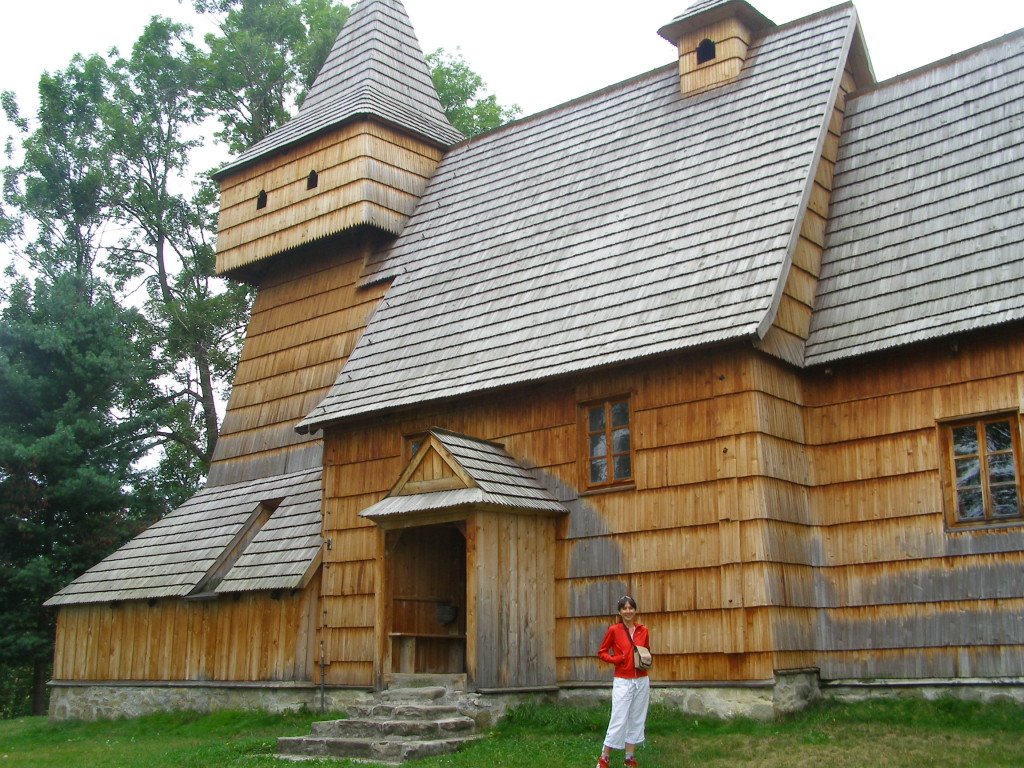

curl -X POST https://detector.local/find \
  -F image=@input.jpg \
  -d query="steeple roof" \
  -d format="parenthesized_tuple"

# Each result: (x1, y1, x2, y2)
(658, 0, 773, 43)
(213, 0, 462, 180)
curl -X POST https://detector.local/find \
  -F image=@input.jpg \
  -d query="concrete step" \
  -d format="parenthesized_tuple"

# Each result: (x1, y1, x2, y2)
(379, 685, 448, 701)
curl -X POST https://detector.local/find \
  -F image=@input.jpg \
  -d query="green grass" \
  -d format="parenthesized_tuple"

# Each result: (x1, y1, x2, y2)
(2, 697, 1023, 767)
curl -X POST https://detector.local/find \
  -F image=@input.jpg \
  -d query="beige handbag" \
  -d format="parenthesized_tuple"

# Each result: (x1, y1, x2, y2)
(626, 628, 653, 670)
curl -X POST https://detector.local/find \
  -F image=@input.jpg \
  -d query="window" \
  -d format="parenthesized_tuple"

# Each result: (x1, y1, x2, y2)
(306, 169, 319, 190)
(696, 38, 716, 65)
(582, 397, 633, 489)
(404, 432, 427, 461)
(256, 189, 268, 209)
(943, 413, 1024, 527)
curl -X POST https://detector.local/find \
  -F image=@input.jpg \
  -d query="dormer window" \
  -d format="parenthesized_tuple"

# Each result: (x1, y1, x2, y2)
(256, 189, 268, 210)
(696, 38, 716, 64)
(306, 170, 319, 190)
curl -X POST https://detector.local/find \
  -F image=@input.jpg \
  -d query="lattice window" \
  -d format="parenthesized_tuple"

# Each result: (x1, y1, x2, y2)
(582, 397, 633, 490)
(943, 413, 1024, 527)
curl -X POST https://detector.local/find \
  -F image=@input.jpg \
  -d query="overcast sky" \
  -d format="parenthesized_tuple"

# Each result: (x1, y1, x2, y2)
(3, 0, 1022, 123)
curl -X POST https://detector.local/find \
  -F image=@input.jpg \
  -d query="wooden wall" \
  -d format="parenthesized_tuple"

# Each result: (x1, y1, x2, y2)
(52, 581, 319, 682)
(215, 120, 443, 275)
(321, 348, 813, 686)
(794, 328, 1024, 679)
(208, 240, 388, 486)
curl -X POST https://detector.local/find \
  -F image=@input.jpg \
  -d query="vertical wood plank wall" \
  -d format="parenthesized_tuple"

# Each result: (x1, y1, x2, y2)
(468, 512, 557, 689)
(797, 329, 1024, 678)
(208, 242, 388, 486)
(52, 581, 319, 682)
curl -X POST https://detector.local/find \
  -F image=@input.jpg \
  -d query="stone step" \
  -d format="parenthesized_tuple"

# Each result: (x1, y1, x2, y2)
(309, 715, 475, 739)
(379, 685, 448, 701)
(345, 702, 461, 719)
(277, 734, 482, 764)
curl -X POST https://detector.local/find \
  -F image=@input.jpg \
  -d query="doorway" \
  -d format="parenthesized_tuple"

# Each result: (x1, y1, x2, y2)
(386, 523, 466, 674)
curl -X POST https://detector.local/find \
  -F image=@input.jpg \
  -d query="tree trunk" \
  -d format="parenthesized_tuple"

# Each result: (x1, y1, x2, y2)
(31, 658, 49, 716)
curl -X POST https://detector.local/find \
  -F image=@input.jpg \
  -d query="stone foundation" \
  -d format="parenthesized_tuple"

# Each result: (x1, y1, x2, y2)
(49, 670, 1024, 722)
(48, 681, 370, 722)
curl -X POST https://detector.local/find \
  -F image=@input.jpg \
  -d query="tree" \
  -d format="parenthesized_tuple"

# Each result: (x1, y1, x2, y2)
(103, 17, 250, 488)
(0, 273, 160, 715)
(1, 55, 112, 282)
(194, 0, 351, 152)
(427, 48, 522, 138)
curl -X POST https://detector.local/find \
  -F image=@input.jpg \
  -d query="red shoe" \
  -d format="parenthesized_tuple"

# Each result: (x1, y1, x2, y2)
(596, 757, 610, 768)
(624, 758, 638, 768)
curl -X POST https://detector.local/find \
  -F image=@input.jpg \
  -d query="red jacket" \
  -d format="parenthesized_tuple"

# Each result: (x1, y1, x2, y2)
(597, 623, 650, 679)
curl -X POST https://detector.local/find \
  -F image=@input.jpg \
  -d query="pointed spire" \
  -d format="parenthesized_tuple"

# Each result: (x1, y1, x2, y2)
(214, 0, 462, 179)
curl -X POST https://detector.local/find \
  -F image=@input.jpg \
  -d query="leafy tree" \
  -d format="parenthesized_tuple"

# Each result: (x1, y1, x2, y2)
(0, 273, 161, 715)
(193, 0, 350, 152)
(103, 17, 250, 487)
(427, 48, 522, 138)
(1, 55, 112, 282)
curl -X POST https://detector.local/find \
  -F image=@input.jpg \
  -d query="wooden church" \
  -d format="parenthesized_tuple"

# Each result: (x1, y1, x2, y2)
(46, 0, 1024, 719)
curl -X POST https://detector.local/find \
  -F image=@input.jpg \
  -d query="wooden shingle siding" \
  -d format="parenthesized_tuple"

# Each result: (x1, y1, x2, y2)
(301, 8, 858, 430)
(51, 583, 319, 682)
(215, 122, 442, 275)
(757, 69, 856, 365)
(208, 244, 388, 487)
(801, 327, 1024, 678)
(806, 31, 1024, 365)
(322, 348, 825, 684)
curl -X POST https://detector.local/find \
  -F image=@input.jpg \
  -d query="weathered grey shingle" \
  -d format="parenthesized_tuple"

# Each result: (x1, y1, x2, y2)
(805, 31, 1024, 366)
(360, 429, 567, 520)
(46, 468, 322, 605)
(212, 0, 461, 180)
(300, 7, 856, 430)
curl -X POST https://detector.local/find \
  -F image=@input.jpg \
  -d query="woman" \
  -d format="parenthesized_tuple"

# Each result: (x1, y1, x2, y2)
(595, 595, 650, 768)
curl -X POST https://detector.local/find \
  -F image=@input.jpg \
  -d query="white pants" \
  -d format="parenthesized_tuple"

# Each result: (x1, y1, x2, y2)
(603, 676, 650, 750)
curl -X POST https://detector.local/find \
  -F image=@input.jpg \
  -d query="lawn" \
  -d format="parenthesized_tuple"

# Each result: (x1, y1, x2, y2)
(1, 697, 1023, 767)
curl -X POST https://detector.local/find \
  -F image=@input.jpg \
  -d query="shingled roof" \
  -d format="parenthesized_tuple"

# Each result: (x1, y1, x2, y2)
(299, 5, 859, 430)
(45, 468, 322, 606)
(360, 429, 567, 521)
(805, 30, 1024, 366)
(212, 0, 462, 180)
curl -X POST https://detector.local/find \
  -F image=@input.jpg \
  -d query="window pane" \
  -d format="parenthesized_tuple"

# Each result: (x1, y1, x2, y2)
(613, 455, 632, 481)
(985, 421, 1013, 453)
(988, 452, 1017, 485)
(952, 425, 978, 456)
(956, 488, 984, 520)
(588, 406, 605, 433)
(955, 457, 980, 489)
(992, 486, 1021, 518)
(590, 459, 608, 484)
(610, 401, 629, 428)
(612, 427, 630, 454)
(589, 433, 606, 458)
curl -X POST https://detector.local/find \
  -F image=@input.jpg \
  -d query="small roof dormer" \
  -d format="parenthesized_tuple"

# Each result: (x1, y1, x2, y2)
(211, 0, 463, 278)
(658, 0, 774, 95)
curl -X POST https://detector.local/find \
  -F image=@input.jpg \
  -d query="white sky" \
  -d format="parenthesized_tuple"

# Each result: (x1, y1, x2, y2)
(2, 0, 1022, 123)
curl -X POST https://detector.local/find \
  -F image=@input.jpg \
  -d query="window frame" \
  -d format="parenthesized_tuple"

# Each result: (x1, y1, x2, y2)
(939, 411, 1024, 530)
(579, 395, 635, 493)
